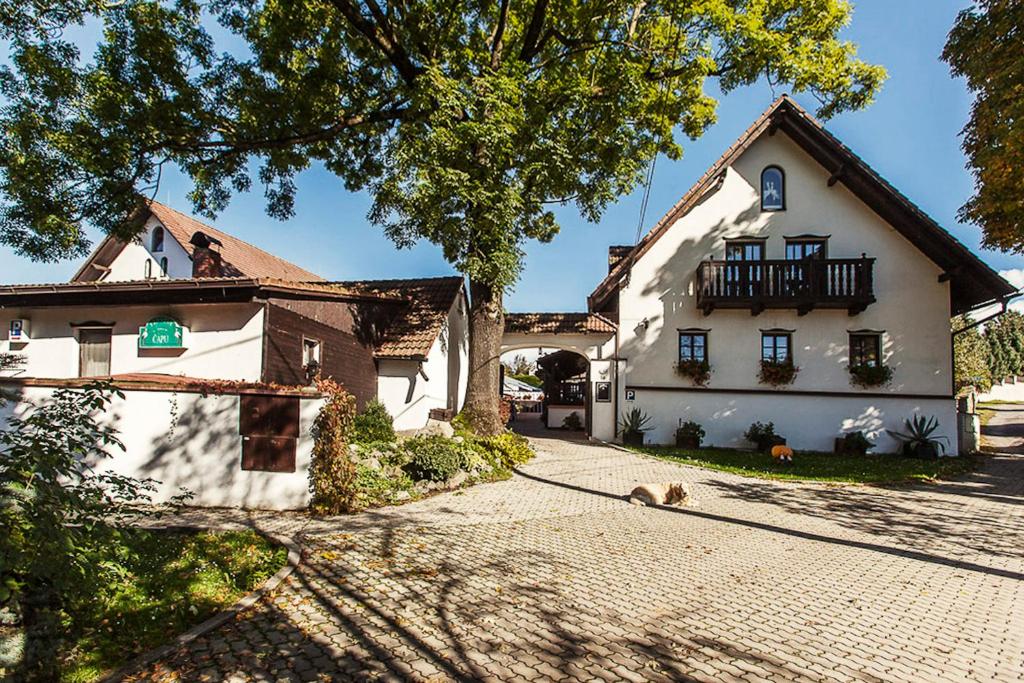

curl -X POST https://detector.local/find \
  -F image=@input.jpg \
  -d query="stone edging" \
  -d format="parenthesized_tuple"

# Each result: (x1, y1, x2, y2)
(100, 524, 302, 682)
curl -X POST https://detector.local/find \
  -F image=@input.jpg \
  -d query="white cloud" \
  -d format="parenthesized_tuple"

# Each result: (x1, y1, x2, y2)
(999, 269, 1024, 290)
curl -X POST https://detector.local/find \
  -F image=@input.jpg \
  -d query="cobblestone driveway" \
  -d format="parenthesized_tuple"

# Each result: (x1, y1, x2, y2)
(128, 429, 1024, 682)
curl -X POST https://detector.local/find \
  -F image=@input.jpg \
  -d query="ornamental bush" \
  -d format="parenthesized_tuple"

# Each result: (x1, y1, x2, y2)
(403, 435, 480, 482)
(352, 399, 396, 444)
(309, 379, 359, 515)
(472, 432, 534, 470)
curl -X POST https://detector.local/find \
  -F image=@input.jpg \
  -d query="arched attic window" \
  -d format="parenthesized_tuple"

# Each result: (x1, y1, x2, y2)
(760, 166, 785, 211)
(151, 226, 165, 252)
(159, 257, 169, 276)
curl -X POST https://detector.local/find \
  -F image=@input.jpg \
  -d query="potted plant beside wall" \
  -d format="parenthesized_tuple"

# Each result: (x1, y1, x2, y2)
(675, 420, 705, 449)
(758, 359, 799, 387)
(849, 363, 894, 389)
(674, 359, 712, 387)
(745, 421, 786, 453)
(887, 415, 949, 459)
(620, 408, 653, 447)
(834, 431, 874, 456)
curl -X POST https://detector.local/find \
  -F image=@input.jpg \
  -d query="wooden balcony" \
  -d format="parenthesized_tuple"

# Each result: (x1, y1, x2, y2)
(696, 257, 876, 316)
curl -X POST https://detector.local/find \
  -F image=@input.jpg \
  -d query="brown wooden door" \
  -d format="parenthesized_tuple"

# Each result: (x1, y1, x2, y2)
(239, 395, 299, 472)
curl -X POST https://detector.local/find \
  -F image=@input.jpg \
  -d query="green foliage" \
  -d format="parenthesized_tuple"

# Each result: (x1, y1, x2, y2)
(351, 399, 396, 445)
(58, 529, 285, 682)
(886, 415, 950, 456)
(562, 411, 583, 431)
(633, 446, 972, 484)
(837, 430, 874, 454)
(984, 310, 1024, 381)
(503, 354, 535, 376)
(758, 359, 799, 386)
(0, 1, 883, 282)
(619, 407, 653, 435)
(943, 1, 1024, 252)
(0, 382, 188, 681)
(507, 373, 542, 388)
(402, 435, 480, 482)
(952, 315, 992, 392)
(848, 363, 894, 388)
(744, 421, 782, 451)
(309, 380, 358, 515)
(675, 359, 711, 386)
(676, 420, 705, 444)
(353, 462, 415, 508)
(470, 432, 534, 470)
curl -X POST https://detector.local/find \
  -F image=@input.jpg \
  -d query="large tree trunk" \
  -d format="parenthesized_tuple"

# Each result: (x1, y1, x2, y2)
(462, 277, 505, 435)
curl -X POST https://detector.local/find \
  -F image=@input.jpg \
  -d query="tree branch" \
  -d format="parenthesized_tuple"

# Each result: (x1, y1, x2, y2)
(490, 0, 511, 69)
(519, 0, 550, 63)
(322, 0, 420, 85)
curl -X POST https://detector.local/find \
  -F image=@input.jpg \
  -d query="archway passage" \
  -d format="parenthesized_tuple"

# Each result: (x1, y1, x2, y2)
(502, 313, 617, 440)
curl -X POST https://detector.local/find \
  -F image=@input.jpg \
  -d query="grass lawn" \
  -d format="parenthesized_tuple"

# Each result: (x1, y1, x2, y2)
(630, 445, 975, 484)
(2, 528, 287, 683)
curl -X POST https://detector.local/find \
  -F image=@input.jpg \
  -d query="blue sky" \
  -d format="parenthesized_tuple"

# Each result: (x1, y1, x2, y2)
(2, 0, 1020, 311)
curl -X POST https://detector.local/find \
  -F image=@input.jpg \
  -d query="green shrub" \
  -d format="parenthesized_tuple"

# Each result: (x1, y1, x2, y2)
(403, 435, 479, 482)
(472, 432, 534, 470)
(562, 411, 583, 430)
(354, 463, 415, 507)
(309, 380, 359, 515)
(352, 399, 396, 444)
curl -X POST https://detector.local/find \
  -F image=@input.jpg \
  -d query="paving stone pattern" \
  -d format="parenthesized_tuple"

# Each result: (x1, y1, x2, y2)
(127, 423, 1024, 682)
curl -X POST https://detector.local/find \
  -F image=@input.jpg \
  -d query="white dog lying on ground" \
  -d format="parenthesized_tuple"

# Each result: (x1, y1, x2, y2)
(628, 481, 691, 506)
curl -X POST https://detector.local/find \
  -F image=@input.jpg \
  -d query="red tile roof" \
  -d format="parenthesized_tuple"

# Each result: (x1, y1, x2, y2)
(504, 313, 616, 335)
(145, 201, 323, 281)
(331, 276, 466, 359)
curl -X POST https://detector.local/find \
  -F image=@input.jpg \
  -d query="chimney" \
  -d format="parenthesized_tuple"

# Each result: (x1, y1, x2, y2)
(608, 245, 633, 272)
(190, 231, 223, 278)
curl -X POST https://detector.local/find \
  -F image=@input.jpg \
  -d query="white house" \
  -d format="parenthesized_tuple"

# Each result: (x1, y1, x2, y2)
(0, 200, 469, 508)
(506, 96, 1016, 454)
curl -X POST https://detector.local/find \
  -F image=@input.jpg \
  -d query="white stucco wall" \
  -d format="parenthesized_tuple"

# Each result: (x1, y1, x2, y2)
(0, 303, 265, 381)
(611, 130, 958, 451)
(377, 293, 469, 431)
(624, 391, 957, 454)
(0, 385, 324, 510)
(105, 216, 194, 281)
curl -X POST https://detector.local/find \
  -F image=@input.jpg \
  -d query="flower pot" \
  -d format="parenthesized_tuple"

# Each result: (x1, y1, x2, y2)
(912, 442, 939, 460)
(676, 434, 701, 450)
(623, 430, 645, 447)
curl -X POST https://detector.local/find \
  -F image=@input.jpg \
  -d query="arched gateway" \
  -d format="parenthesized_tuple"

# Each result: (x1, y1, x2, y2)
(502, 313, 617, 440)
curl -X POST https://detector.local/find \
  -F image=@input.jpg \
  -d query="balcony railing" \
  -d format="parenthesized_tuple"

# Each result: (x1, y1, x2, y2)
(696, 257, 875, 315)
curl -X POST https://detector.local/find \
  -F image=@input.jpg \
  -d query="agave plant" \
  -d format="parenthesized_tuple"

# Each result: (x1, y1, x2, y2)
(619, 407, 653, 435)
(886, 415, 949, 458)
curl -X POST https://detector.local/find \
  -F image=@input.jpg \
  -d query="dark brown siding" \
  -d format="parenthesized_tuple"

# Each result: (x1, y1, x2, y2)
(262, 299, 378, 408)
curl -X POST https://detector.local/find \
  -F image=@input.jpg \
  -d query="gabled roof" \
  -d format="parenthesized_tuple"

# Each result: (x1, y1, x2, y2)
(505, 312, 617, 335)
(0, 277, 400, 308)
(330, 276, 466, 359)
(72, 200, 322, 282)
(588, 95, 1016, 315)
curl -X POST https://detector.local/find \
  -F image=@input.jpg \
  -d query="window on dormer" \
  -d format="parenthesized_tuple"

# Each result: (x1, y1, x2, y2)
(144, 260, 152, 279)
(151, 226, 165, 252)
(761, 166, 785, 211)
(159, 257, 168, 276)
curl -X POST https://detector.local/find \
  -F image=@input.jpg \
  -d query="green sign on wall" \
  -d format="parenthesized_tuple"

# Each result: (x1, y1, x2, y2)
(139, 319, 185, 349)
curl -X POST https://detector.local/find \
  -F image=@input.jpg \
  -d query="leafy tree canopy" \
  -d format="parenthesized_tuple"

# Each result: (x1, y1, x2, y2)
(953, 315, 991, 393)
(943, 0, 1024, 252)
(984, 309, 1024, 381)
(1, 0, 884, 286)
